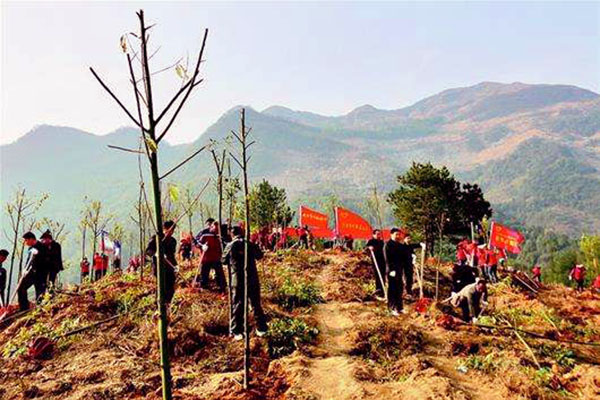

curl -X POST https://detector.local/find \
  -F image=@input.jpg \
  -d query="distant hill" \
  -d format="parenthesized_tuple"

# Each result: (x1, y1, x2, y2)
(1, 81, 600, 279)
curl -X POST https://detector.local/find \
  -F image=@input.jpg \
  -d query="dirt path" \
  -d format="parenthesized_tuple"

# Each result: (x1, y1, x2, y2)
(270, 255, 371, 399)
(276, 253, 506, 400)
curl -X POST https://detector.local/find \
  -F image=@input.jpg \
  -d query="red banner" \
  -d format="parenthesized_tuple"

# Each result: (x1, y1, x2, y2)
(489, 222, 525, 254)
(299, 206, 329, 229)
(311, 227, 335, 239)
(335, 207, 372, 240)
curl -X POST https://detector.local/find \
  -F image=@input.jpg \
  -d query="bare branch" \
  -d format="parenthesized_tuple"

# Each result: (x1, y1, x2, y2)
(228, 152, 243, 169)
(159, 145, 208, 180)
(156, 28, 209, 143)
(89, 67, 146, 132)
(108, 144, 145, 154)
(173, 179, 211, 225)
(148, 45, 162, 61)
(155, 78, 194, 124)
(229, 130, 243, 144)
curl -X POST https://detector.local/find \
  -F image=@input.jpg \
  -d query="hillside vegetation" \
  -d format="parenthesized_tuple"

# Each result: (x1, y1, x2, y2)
(1, 250, 599, 399)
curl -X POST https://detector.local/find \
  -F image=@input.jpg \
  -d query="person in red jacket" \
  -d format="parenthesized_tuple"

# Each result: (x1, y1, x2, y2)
(80, 257, 90, 282)
(195, 221, 226, 292)
(456, 239, 469, 266)
(532, 265, 542, 283)
(93, 253, 104, 281)
(569, 264, 586, 292)
(592, 274, 600, 294)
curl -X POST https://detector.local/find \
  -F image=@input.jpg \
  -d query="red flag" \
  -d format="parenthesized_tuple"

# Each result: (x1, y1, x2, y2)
(335, 207, 372, 240)
(310, 227, 334, 239)
(299, 206, 329, 229)
(489, 222, 525, 254)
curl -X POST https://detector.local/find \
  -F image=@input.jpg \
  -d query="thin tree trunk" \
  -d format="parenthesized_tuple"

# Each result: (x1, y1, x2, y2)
(240, 108, 251, 389)
(138, 9, 172, 399)
(6, 207, 22, 304)
(81, 227, 86, 284)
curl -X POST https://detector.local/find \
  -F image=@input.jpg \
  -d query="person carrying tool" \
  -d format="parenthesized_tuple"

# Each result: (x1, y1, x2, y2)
(384, 229, 425, 315)
(399, 233, 425, 300)
(366, 229, 386, 300)
(146, 220, 178, 304)
(16, 232, 48, 311)
(222, 225, 268, 340)
(451, 278, 489, 323)
(40, 230, 63, 288)
(195, 220, 226, 293)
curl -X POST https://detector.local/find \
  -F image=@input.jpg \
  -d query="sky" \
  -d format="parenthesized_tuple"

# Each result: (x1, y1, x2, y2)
(1, 1, 599, 145)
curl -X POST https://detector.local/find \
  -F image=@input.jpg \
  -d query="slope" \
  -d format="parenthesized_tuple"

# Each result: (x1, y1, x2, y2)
(1, 250, 599, 399)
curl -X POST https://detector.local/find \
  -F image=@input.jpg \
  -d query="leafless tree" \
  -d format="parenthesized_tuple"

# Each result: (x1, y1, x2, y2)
(90, 10, 208, 399)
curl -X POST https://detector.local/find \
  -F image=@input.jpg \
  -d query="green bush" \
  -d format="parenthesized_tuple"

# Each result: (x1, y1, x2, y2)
(275, 277, 321, 310)
(267, 317, 319, 358)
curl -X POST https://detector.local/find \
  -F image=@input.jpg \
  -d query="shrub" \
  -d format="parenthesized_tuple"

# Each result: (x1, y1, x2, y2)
(267, 317, 319, 358)
(275, 277, 321, 311)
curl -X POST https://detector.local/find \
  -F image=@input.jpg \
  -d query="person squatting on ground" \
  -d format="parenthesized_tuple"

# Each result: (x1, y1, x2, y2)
(222, 225, 268, 340)
(0, 249, 9, 305)
(366, 229, 386, 300)
(146, 220, 178, 304)
(451, 278, 489, 323)
(195, 221, 226, 293)
(569, 264, 586, 292)
(17, 232, 48, 311)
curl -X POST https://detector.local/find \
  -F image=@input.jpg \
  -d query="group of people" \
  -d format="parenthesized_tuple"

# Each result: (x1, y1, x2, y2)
(0, 230, 64, 311)
(144, 218, 267, 340)
(365, 228, 488, 323)
(365, 228, 425, 316)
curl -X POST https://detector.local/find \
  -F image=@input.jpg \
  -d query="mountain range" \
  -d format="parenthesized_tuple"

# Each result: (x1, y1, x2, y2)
(1, 81, 600, 269)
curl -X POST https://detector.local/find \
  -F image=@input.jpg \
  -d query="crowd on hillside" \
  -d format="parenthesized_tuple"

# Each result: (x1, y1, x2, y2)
(1, 220, 599, 339)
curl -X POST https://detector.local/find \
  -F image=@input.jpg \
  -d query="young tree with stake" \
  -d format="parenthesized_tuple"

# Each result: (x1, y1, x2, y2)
(90, 10, 209, 400)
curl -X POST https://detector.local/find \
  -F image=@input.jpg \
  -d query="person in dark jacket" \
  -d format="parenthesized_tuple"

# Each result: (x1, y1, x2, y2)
(366, 229, 386, 299)
(40, 230, 63, 287)
(451, 262, 476, 294)
(0, 249, 9, 305)
(146, 220, 178, 304)
(196, 221, 226, 292)
(222, 225, 268, 340)
(398, 233, 424, 299)
(384, 228, 406, 315)
(384, 229, 424, 315)
(17, 232, 48, 311)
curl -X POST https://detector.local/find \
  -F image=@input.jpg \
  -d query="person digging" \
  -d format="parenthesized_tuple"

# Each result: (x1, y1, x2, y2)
(222, 225, 268, 340)
(451, 278, 489, 324)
